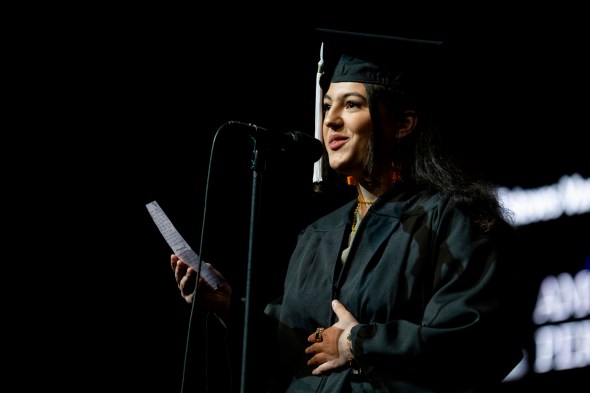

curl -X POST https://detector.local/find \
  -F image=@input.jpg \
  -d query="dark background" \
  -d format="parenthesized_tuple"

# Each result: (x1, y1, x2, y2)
(16, 4, 588, 392)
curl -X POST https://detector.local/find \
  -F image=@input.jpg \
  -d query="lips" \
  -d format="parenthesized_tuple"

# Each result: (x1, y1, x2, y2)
(328, 134, 349, 150)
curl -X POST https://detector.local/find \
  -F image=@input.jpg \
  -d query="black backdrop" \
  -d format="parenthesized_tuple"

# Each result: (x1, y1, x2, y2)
(21, 4, 588, 392)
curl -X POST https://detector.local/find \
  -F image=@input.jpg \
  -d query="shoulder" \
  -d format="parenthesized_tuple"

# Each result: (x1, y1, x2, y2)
(376, 187, 453, 220)
(381, 188, 512, 238)
(302, 199, 355, 232)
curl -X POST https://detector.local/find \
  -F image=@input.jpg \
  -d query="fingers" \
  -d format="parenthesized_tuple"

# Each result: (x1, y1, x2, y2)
(307, 352, 325, 367)
(311, 359, 340, 376)
(305, 340, 328, 368)
(331, 299, 349, 319)
(171, 255, 190, 279)
(171, 254, 231, 308)
(304, 301, 360, 375)
(332, 299, 359, 330)
(305, 325, 347, 374)
(307, 327, 325, 343)
(171, 254, 196, 295)
(307, 348, 346, 376)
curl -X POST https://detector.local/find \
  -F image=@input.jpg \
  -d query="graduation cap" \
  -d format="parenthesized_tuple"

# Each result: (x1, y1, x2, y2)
(316, 28, 446, 90)
(312, 28, 446, 183)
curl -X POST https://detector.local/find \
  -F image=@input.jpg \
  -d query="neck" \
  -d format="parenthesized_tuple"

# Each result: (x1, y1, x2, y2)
(357, 184, 378, 204)
(349, 168, 400, 200)
(356, 178, 397, 201)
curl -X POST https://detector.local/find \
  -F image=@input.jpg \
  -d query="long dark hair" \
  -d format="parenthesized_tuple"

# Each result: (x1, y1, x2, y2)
(314, 76, 513, 231)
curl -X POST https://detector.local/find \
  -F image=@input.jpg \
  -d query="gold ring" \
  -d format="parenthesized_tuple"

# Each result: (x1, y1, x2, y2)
(314, 327, 325, 342)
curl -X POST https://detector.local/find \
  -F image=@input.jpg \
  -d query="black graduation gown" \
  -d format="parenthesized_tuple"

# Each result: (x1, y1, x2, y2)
(265, 185, 524, 393)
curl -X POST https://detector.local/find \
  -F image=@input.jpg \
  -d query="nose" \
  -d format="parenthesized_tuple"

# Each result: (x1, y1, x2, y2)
(323, 107, 342, 131)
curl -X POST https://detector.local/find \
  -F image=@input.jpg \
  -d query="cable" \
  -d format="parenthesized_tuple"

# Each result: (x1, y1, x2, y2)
(180, 121, 235, 393)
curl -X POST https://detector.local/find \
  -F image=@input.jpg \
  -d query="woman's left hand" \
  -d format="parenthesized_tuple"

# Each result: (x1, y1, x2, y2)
(305, 299, 359, 375)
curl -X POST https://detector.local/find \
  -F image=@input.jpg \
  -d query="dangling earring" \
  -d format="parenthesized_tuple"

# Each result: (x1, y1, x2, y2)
(346, 176, 357, 186)
(391, 163, 401, 183)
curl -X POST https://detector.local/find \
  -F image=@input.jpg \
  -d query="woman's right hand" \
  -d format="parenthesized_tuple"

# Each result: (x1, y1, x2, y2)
(170, 254, 232, 319)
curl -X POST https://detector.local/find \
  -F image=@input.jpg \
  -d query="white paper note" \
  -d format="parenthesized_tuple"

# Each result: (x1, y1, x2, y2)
(146, 200, 225, 289)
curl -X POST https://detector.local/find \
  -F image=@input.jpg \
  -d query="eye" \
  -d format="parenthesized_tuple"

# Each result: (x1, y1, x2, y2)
(345, 100, 360, 109)
(322, 103, 331, 113)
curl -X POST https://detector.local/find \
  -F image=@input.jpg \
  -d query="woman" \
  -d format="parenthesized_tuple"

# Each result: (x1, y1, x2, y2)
(172, 29, 525, 392)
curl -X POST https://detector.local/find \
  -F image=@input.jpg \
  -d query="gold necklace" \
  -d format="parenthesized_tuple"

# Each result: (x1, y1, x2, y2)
(351, 195, 375, 232)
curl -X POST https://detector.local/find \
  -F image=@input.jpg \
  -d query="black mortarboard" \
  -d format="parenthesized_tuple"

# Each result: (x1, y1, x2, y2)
(316, 28, 446, 90)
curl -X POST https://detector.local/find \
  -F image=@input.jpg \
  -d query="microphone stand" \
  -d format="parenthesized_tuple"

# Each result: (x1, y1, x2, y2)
(240, 136, 265, 393)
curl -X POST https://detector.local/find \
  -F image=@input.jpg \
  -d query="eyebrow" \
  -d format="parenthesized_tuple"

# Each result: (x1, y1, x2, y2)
(324, 91, 367, 102)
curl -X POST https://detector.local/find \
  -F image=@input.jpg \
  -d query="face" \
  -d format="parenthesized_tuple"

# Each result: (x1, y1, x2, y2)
(322, 82, 372, 179)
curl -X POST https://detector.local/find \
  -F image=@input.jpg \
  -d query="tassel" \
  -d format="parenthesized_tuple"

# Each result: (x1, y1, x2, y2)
(313, 42, 324, 183)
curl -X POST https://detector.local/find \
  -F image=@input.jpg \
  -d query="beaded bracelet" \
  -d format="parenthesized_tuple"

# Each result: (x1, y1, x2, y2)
(346, 333, 354, 366)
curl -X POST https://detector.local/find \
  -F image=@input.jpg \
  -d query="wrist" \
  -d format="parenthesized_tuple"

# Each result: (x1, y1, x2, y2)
(346, 332, 354, 365)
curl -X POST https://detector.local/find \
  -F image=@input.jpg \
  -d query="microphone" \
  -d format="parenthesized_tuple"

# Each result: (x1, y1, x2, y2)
(228, 121, 324, 163)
